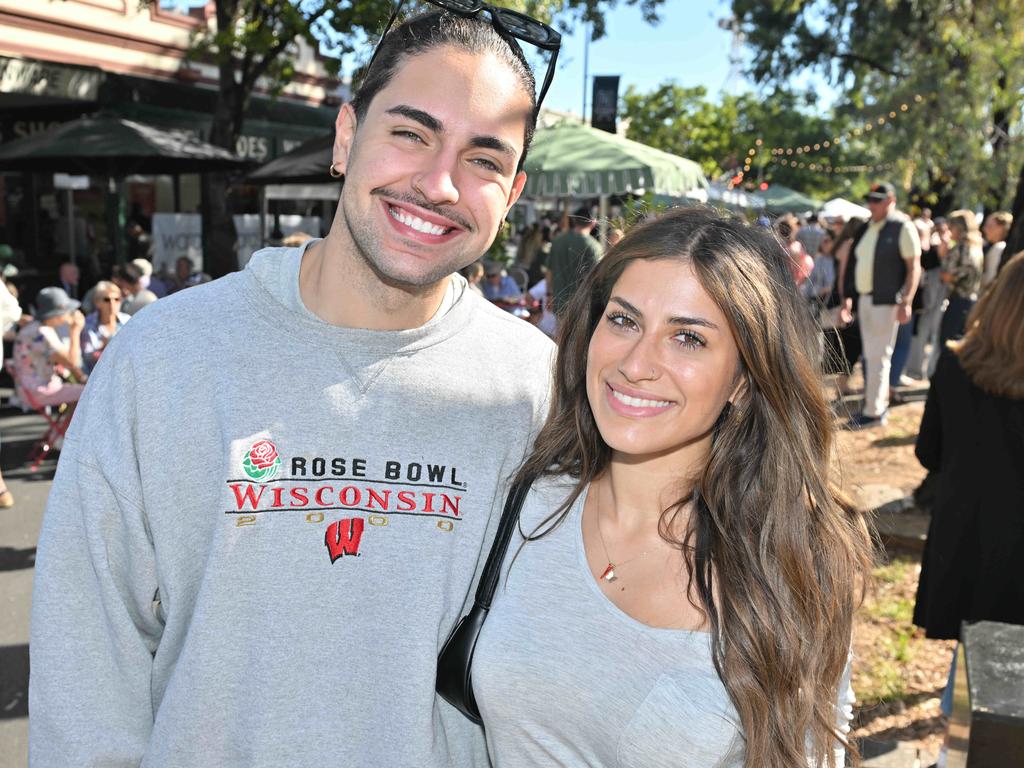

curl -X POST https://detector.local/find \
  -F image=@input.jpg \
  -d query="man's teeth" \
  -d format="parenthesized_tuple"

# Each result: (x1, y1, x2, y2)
(611, 389, 671, 408)
(389, 205, 450, 235)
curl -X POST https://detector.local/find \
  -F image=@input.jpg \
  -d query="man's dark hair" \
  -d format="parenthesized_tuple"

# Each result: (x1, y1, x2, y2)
(113, 263, 142, 285)
(351, 11, 538, 171)
(571, 205, 594, 227)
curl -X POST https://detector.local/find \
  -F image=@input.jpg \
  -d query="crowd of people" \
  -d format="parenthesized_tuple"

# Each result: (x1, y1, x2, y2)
(771, 189, 1014, 431)
(0, 253, 210, 507)
(462, 206, 622, 339)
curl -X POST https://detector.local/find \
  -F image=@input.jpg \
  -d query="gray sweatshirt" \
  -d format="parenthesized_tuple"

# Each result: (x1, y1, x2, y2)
(473, 477, 853, 767)
(29, 245, 554, 767)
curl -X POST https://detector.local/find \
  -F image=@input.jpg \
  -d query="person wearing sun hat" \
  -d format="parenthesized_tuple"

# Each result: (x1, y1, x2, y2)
(12, 287, 87, 409)
(840, 181, 922, 429)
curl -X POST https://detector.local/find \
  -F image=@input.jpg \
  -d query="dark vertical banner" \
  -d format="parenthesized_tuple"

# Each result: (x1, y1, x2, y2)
(591, 76, 620, 134)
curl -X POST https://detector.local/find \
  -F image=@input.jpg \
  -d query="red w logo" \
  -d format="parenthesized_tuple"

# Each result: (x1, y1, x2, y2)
(325, 517, 365, 563)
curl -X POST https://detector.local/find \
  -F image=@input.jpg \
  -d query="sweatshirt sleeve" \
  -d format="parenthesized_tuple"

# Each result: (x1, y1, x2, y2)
(29, 338, 163, 767)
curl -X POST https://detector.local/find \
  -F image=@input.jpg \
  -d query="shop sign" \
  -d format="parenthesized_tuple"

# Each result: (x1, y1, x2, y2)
(235, 135, 270, 162)
(0, 58, 102, 102)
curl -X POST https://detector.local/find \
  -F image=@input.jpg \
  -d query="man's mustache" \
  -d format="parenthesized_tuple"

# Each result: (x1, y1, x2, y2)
(371, 187, 474, 232)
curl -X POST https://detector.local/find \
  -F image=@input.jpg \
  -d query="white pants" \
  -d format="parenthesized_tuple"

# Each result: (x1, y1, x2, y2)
(858, 296, 899, 418)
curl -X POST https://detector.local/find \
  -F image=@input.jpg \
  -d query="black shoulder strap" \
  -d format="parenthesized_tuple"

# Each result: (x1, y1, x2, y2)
(474, 477, 532, 609)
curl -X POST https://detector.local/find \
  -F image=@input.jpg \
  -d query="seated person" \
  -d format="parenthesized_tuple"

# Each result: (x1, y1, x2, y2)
(132, 258, 169, 299)
(170, 255, 210, 293)
(463, 261, 485, 296)
(482, 260, 522, 301)
(112, 263, 158, 316)
(13, 287, 87, 407)
(80, 281, 131, 375)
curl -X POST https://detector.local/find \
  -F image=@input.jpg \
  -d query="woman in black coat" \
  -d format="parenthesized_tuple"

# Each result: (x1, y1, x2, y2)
(913, 252, 1024, 637)
(913, 252, 1024, 729)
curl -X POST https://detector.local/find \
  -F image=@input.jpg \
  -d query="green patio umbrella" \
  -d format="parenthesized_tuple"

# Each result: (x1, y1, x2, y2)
(522, 121, 707, 198)
(0, 115, 248, 264)
(0, 115, 247, 176)
(757, 184, 823, 214)
(248, 133, 334, 185)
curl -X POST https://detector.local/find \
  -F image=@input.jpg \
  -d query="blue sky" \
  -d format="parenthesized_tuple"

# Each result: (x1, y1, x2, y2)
(542, 0, 750, 116)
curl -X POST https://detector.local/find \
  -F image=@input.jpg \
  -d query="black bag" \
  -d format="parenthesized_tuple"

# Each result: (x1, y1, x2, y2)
(436, 477, 532, 724)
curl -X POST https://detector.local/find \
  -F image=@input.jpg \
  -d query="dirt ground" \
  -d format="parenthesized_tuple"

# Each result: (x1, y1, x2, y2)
(830, 380, 954, 760)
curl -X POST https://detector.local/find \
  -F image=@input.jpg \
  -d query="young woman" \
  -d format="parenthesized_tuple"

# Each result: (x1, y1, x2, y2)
(472, 207, 873, 767)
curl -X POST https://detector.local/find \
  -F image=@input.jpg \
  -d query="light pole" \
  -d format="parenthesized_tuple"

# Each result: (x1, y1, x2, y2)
(582, 20, 589, 122)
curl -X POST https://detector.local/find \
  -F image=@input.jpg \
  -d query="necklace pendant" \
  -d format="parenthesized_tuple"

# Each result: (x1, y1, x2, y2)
(600, 563, 617, 582)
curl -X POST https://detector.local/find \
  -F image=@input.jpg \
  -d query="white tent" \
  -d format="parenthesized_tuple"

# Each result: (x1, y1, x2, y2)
(822, 197, 870, 220)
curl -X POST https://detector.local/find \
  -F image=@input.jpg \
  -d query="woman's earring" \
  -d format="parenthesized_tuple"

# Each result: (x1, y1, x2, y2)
(329, 163, 343, 179)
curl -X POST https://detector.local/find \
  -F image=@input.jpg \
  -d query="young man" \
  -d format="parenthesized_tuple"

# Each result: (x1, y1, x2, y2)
(30, 11, 558, 767)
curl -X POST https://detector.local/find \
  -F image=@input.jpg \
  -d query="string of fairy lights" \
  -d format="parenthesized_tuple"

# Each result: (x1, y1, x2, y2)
(727, 94, 927, 188)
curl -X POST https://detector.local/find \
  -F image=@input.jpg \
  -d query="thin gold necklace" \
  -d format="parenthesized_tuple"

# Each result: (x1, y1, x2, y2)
(594, 486, 648, 583)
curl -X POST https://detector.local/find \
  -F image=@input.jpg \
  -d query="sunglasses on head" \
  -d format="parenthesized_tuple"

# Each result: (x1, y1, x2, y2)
(368, 0, 561, 117)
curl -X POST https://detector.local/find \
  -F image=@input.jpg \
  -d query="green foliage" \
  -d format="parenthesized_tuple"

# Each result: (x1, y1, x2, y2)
(731, 0, 1024, 213)
(621, 83, 858, 198)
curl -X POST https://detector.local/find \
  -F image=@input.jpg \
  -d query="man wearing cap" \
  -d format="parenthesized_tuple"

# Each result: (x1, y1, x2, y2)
(841, 182, 921, 428)
(545, 205, 603, 317)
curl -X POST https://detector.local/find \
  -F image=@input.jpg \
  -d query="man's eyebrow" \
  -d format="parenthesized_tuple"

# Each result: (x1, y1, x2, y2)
(469, 135, 518, 160)
(385, 105, 517, 161)
(609, 296, 720, 330)
(385, 105, 443, 134)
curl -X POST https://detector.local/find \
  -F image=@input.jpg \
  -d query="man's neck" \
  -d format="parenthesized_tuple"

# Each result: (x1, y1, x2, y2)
(299, 218, 450, 331)
(873, 204, 895, 224)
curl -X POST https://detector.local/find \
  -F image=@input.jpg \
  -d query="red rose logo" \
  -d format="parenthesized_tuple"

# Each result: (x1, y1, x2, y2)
(243, 439, 281, 481)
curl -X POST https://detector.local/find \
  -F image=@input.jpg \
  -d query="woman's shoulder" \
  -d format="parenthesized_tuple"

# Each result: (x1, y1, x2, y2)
(519, 474, 581, 528)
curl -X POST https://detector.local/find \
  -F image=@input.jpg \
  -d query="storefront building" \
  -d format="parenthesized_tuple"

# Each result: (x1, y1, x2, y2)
(0, 0, 345, 275)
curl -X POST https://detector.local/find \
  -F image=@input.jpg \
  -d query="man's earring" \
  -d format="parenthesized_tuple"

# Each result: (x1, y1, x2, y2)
(329, 163, 343, 179)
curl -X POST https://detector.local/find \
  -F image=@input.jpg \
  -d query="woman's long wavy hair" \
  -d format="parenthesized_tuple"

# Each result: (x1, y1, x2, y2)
(515, 206, 874, 768)
(953, 250, 1024, 399)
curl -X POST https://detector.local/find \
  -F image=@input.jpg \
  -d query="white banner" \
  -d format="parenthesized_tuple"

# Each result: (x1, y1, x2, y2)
(234, 215, 321, 268)
(151, 213, 203, 273)
(151, 214, 322, 273)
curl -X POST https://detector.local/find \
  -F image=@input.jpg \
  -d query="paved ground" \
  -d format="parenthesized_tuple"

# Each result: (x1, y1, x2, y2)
(0, 407, 56, 768)
(0, 403, 932, 768)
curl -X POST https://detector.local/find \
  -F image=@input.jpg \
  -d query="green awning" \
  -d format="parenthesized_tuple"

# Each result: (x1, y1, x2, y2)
(758, 184, 823, 214)
(523, 121, 708, 198)
(102, 73, 336, 162)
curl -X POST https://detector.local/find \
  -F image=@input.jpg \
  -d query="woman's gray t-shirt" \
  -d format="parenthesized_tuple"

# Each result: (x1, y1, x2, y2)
(472, 476, 853, 767)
